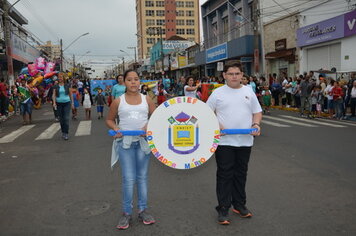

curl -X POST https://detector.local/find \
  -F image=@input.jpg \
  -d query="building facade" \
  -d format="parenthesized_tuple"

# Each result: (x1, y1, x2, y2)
(136, 0, 200, 60)
(36, 41, 61, 62)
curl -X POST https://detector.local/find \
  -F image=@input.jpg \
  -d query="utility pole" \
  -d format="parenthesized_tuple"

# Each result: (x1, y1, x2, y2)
(3, 0, 14, 85)
(122, 57, 125, 73)
(60, 39, 63, 72)
(159, 27, 164, 74)
(253, 0, 260, 75)
(72, 54, 76, 75)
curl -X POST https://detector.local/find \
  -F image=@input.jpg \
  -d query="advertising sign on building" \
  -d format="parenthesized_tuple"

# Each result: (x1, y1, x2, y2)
(206, 43, 228, 63)
(297, 10, 356, 47)
(163, 40, 195, 50)
(10, 33, 41, 64)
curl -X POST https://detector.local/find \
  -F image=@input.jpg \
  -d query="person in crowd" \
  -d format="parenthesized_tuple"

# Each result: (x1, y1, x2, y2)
(249, 76, 256, 93)
(325, 79, 335, 118)
(106, 69, 156, 230)
(262, 85, 272, 115)
(349, 80, 356, 117)
(184, 76, 201, 98)
(95, 88, 107, 119)
(310, 85, 322, 118)
(299, 75, 311, 117)
(10, 85, 19, 115)
(18, 78, 34, 125)
(241, 76, 252, 90)
(111, 74, 126, 102)
(82, 87, 93, 120)
(140, 84, 149, 95)
(271, 78, 282, 106)
(71, 85, 80, 120)
(207, 63, 262, 225)
(77, 79, 84, 95)
(52, 72, 74, 140)
(155, 84, 169, 105)
(175, 76, 186, 96)
(293, 78, 301, 108)
(0, 78, 8, 117)
(332, 81, 344, 120)
(284, 77, 293, 107)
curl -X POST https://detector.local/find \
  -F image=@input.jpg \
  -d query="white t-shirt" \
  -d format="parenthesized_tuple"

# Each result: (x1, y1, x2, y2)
(207, 85, 262, 147)
(325, 85, 334, 100)
(78, 81, 83, 89)
(184, 85, 197, 98)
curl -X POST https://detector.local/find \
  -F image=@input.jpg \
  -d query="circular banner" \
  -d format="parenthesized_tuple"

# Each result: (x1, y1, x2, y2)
(147, 96, 220, 169)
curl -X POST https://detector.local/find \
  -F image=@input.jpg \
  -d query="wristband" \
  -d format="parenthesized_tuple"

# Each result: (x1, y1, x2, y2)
(252, 123, 260, 127)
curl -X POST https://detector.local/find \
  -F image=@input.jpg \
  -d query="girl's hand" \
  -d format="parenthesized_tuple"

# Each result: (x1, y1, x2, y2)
(113, 128, 123, 139)
(251, 124, 261, 136)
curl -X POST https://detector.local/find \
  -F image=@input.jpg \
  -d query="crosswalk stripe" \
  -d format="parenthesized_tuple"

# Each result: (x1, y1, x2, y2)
(0, 125, 35, 143)
(315, 118, 356, 127)
(279, 115, 346, 128)
(75, 121, 92, 136)
(263, 116, 316, 127)
(261, 120, 291, 127)
(35, 123, 60, 140)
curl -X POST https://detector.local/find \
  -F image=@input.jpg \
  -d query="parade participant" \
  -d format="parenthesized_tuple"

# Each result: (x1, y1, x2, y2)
(140, 84, 149, 95)
(82, 87, 93, 120)
(106, 69, 156, 230)
(111, 74, 126, 101)
(262, 86, 272, 114)
(207, 63, 262, 225)
(184, 76, 200, 98)
(155, 84, 168, 105)
(175, 76, 186, 96)
(71, 85, 80, 120)
(18, 78, 33, 125)
(95, 88, 107, 119)
(52, 72, 74, 140)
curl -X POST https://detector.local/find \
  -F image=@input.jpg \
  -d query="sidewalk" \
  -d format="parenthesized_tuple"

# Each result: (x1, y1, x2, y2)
(270, 105, 356, 122)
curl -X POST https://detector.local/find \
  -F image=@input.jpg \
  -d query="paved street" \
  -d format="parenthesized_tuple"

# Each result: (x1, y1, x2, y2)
(1, 105, 356, 235)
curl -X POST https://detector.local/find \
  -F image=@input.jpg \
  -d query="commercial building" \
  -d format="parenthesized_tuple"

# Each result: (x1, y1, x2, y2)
(196, 0, 257, 77)
(36, 41, 61, 62)
(135, 0, 200, 60)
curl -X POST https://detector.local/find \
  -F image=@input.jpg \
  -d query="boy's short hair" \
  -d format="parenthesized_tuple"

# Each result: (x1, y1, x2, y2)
(223, 63, 243, 73)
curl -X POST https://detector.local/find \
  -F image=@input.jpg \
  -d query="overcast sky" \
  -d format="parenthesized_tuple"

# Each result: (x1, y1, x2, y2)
(11, 0, 208, 77)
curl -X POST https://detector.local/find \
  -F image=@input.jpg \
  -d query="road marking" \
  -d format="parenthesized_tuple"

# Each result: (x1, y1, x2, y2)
(263, 116, 316, 127)
(261, 120, 291, 127)
(43, 111, 53, 116)
(0, 125, 35, 143)
(315, 118, 356, 127)
(35, 123, 60, 140)
(279, 115, 346, 128)
(75, 121, 91, 136)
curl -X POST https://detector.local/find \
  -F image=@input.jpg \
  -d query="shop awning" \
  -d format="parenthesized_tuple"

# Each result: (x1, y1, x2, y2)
(265, 48, 295, 59)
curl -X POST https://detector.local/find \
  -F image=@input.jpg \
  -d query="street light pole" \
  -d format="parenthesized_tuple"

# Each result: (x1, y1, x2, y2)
(60, 32, 89, 72)
(127, 46, 137, 63)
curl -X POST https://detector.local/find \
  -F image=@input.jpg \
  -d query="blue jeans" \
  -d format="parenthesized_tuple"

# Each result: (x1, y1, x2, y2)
(334, 99, 343, 119)
(116, 140, 151, 214)
(57, 102, 71, 134)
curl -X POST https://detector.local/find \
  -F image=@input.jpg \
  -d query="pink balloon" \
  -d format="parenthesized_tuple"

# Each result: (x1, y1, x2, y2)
(44, 62, 55, 74)
(28, 64, 38, 76)
(36, 57, 46, 70)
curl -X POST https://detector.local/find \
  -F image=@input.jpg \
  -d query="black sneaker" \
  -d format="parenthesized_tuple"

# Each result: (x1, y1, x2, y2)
(138, 210, 155, 225)
(216, 206, 230, 225)
(116, 213, 132, 230)
(232, 205, 253, 218)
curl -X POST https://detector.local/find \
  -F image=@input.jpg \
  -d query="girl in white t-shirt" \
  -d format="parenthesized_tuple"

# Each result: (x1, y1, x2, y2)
(184, 76, 201, 97)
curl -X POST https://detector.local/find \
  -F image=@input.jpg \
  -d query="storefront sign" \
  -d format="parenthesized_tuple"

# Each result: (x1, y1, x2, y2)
(344, 10, 356, 37)
(206, 43, 228, 63)
(297, 10, 356, 47)
(147, 97, 220, 169)
(10, 33, 41, 64)
(275, 39, 287, 51)
(163, 40, 195, 50)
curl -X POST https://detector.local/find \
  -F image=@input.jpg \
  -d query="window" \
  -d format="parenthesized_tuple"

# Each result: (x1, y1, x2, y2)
(176, 19, 185, 26)
(186, 19, 194, 25)
(188, 37, 195, 42)
(176, 10, 184, 16)
(222, 17, 229, 34)
(161, 28, 166, 34)
(177, 28, 185, 35)
(176, 1, 184, 7)
(185, 1, 194, 7)
(146, 10, 155, 16)
(156, 1, 165, 7)
(156, 19, 165, 25)
(147, 47, 151, 53)
(147, 38, 155, 44)
(145, 1, 154, 7)
(146, 19, 155, 26)
(156, 10, 165, 16)
(186, 10, 194, 17)
(186, 29, 195, 35)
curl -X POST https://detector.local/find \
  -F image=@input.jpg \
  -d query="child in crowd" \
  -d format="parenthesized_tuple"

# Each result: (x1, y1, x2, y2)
(71, 85, 80, 120)
(155, 84, 168, 105)
(95, 88, 107, 119)
(262, 86, 272, 115)
(311, 86, 322, 118)
(140, 84, 149, 95)
(82, 87, 93, 120)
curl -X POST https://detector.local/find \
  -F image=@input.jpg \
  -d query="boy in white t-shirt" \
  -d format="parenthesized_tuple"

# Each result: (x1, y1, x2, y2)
(207, 63, 262, 225)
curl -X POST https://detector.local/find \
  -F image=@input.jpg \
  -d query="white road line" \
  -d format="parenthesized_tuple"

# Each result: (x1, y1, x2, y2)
(315, 118, 356, 127)
(35, 123, 60, 140)
(43, 111, 53, 116)
(75, 121, 92, 136)
(261, 120, 291, 127)
(263, 116, 316, 127)
(279, 115, 346, 128)
(0, 125, 35, 143)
